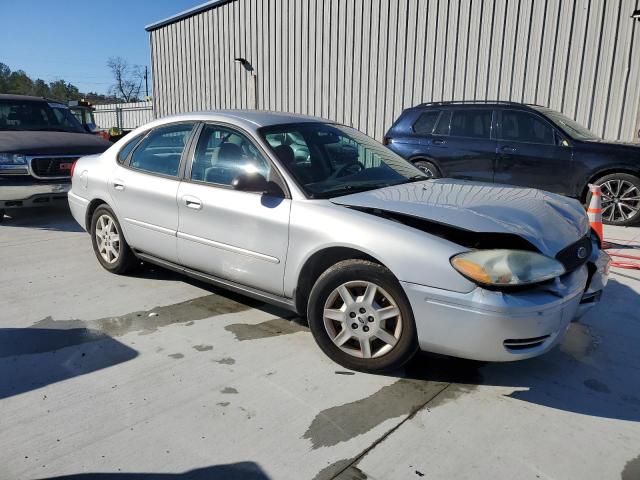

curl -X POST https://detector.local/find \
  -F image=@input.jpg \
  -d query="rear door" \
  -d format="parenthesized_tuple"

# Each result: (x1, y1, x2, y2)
(495, 109, 573, 194)
(425, 108, 496, 183)
(110, 122, 196, 263)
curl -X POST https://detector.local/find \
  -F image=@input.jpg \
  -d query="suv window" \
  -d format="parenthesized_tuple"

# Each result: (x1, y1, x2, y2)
(129, 123, 194, 177)
(191, 125, 270, 186)
(500, 110, 555, 145)
(412, 111, 440, 135)
(450, 109, 492, 139)
(433, 111, 452, 135)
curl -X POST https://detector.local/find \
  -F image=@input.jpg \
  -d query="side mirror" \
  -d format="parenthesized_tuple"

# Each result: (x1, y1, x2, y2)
(231, 172, 284, 197)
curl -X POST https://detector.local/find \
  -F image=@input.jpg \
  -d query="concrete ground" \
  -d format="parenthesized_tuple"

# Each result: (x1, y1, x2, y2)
(1, 206, 639, 480)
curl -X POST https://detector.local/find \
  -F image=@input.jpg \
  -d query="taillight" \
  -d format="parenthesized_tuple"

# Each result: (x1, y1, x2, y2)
(70, 160, 77, 178)
(382, 136, 391, 146)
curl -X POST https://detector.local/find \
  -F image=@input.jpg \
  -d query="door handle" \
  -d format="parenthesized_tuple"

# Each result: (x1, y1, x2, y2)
(113, 179, 125, 191)
(500, 146, 516, 153)
(432, 139, 445, 146)
(183, 195, 202, 210)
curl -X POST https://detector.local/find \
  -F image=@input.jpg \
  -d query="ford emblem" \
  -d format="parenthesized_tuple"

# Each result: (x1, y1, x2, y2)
(577, 246, 588, 259)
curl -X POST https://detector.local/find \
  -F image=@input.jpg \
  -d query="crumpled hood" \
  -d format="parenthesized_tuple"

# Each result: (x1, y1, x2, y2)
(0, 131, 111, 155)
(331, 179, 590, 256)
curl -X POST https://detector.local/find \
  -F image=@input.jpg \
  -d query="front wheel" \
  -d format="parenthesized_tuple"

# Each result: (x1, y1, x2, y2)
(90, 204, 137, 274)
(307, 260, 418, 373)
(592, 173, 640, 226)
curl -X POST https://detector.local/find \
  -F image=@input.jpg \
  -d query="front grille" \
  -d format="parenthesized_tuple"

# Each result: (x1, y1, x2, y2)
(555, 235, 592, 273)
(29, 157, 78, 179)
(504, 335, 550, 351)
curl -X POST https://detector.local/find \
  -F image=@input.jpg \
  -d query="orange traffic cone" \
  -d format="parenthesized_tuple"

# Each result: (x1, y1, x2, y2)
(588, 184, 604, 244)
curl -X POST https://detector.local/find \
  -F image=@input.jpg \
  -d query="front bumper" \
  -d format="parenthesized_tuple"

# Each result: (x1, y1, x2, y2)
(402, 250, 609, 362)
(0, 178, 70, 209)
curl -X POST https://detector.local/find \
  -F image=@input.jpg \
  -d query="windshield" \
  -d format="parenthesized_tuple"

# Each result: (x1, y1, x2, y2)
(542, 110, 599, 140)
(0, 100, 85, 133)
(260, 123, 426, 198)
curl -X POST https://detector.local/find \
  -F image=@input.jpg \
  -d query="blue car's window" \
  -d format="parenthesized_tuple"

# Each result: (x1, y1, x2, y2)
(433, 111, 452, 135)
(191, 125, 270, 186)
(450, 110, 492, 139)
(260, 122, 425, 199)
(413, 111, 440, 135)
(129, 123, 194, 177)
(500, 111, 555, 145)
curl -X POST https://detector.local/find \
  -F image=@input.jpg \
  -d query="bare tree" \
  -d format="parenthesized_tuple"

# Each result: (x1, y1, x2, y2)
(107, 57, 143, 102)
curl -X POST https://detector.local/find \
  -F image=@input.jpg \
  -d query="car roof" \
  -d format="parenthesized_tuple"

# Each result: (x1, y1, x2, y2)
(414, 100, 541, 110)
(150, 110, 336, 132)
(0, 94, 52, 102)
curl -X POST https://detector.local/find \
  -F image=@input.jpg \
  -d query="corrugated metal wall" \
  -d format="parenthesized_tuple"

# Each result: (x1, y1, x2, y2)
(149, 0, 640, 142)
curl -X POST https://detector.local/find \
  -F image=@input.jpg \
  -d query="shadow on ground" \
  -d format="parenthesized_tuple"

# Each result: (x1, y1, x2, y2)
(0, 328, 137, 399)
(35, 462, 270, 479)
(1, 205, 84, 233)
(402, 277, 640, 422)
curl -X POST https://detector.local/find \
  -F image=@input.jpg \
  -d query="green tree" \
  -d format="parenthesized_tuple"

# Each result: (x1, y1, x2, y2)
(48, 79, 81, 102)
(7, 70, 33, 94)
(32, 79, 51, 98)
(0, 63, 10, 92)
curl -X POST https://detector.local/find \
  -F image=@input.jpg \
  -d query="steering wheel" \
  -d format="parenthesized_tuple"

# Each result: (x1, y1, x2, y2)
(332, 161, 364, 178)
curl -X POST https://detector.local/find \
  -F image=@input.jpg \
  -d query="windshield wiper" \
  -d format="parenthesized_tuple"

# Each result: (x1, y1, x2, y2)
(313, 182, 391, 199)
(403, 174, 430, 183)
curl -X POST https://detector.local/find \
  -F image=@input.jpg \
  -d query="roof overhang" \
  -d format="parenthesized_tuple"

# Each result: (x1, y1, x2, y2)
(145, 0, 233, 32)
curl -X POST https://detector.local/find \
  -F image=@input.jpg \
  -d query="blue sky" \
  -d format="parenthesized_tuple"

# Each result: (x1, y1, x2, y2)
(0, 0, 203, 95)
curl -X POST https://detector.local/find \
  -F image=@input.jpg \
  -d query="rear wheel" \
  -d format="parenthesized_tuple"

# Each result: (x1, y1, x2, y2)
(90, 205, 137, 274)
(307, 260, 418, 373)
(412, 159, 440, 179)
(591, 173, 640, 226)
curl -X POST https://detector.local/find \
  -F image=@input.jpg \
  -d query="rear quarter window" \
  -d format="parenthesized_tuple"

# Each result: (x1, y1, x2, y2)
(117, 135, 142, 164)
(412, 111, 440, 135)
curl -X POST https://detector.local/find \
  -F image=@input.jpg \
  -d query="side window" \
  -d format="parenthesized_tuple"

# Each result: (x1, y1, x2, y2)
(500, 111, 555, 145)
(191, 125, 271, 186)
(450, 109, 492, 139)
(412, 111, 440, 135)
(117, 135, 142, 164)
(433, 111, 452, 135)
(129, 123, 194, 176)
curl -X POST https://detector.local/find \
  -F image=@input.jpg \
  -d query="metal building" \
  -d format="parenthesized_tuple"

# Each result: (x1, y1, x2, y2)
(146, 0, 640, 142)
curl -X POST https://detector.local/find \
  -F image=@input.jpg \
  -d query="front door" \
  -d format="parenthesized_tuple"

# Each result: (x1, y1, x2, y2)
(110, 122, 196, 263)
(176, 124, 290, 296)
(426, 108, 496, 183)
(494, 109, 573, 195)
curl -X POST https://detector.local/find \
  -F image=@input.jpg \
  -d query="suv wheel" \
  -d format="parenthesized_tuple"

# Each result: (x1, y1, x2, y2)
(307, 260, 418, 373)
(90, 205, 137, 274)
(592, 173, 640, 226)
(412, 160, 440, 178)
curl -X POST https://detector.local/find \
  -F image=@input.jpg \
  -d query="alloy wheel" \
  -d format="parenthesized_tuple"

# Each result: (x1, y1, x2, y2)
(322, 280, 403, 359)
(600, 179, 640, 223)
(95, 214, 121, 264)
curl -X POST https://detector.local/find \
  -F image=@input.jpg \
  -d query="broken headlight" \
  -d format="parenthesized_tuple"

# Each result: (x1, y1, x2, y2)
(451, 249, 566, 287)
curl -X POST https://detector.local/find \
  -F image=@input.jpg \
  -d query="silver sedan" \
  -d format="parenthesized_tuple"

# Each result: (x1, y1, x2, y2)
(68, 111, 609, 372)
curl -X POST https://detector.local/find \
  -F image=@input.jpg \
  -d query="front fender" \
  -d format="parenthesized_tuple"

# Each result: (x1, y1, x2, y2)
(283, 201, 476, 298)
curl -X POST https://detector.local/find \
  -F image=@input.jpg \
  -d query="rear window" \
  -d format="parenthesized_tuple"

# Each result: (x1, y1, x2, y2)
(449, 110, 492, 139)
(412, 111, 440, 135)
(433, 111, 452, 135)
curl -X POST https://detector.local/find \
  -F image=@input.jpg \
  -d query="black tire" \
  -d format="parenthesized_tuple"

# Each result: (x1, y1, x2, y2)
(307, 259, 418, 373)
(412, 159, 440, 179)
(589, 173, 640, 226)
(0, 209, 5, 223)
(90, 204, 137, 274)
